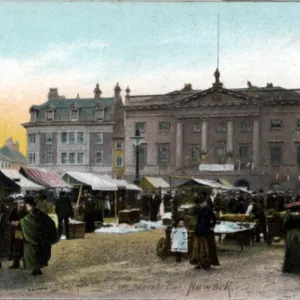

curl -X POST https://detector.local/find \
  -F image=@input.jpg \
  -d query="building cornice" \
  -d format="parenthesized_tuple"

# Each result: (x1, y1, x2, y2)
(22, 121, 116, 128)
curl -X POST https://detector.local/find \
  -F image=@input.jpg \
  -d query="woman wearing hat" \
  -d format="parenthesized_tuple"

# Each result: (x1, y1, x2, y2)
(282, 200, 300, 274)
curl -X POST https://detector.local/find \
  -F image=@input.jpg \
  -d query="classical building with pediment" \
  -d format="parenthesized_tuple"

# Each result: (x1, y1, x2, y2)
(22, 84, 125, 177)
(124, 69, 300, 192)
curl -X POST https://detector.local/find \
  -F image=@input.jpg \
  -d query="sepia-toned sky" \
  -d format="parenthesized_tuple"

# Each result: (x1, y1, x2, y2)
(0, 2, 300, 155)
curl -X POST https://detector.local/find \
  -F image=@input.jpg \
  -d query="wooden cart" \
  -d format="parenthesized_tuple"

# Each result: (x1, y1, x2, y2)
(156, 227, 195, 260)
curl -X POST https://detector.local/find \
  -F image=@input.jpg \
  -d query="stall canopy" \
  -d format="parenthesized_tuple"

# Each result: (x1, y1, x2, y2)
(140, 176, 170, 191)
(62, 171, 118, 191)
(20, 167, 71, 188)
(178, 178, 231, 190)
(0, 170, 43, 191)
(96, 175, 142, 191)
(112, 179, 142, 191)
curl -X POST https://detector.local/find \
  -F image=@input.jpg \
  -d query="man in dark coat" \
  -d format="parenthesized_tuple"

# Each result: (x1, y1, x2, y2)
(163, 191, 172, 213)
(0, 202, 10, 269)
(8, 197, 28, 269)
(55, 191, 74, 240)
(150, 191, 161, 222)
(172, 190, 181, 222)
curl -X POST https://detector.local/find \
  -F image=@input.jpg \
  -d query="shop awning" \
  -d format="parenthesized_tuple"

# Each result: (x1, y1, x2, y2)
(20, 167, 71, 188)
(141, 176, 170, 190)
(112, 179, 142, 191)
(0, 170, 43, 191)
(62, 171, 118, 191)
(178, 178, 231, 190)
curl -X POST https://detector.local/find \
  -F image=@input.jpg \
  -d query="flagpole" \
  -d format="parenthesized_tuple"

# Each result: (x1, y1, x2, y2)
(217, 14, 220, 69)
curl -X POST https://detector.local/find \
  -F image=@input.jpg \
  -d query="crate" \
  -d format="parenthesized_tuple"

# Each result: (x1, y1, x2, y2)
(118, 209, 141, 224)
(63, 222, 85, 239)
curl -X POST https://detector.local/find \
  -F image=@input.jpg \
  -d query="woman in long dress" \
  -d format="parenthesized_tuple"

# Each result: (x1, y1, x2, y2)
(190, 197, 220, 270)
(282, 201, 300, 274)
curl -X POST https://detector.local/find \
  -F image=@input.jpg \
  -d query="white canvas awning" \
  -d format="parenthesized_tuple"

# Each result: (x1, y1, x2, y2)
(112, 179, 142, 191)
(96, 175, 142, 191)
(1, 170, 43, 191)
(144, 177, 170, 189)
(62, 171, 118, 191)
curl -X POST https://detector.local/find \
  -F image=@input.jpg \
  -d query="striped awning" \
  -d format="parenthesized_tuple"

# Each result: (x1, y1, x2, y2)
(20, 167, 71, 188)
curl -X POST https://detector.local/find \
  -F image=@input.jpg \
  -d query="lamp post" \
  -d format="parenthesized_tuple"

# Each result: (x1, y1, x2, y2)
(132, 129, 143, 186)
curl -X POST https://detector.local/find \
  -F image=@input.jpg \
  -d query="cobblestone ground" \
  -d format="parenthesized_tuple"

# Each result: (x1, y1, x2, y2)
(0, 229, 299, 300)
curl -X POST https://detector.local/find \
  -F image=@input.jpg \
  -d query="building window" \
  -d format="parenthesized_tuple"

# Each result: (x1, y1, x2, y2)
(191, 147, 201, 163)
(296, 146, 300, 165)
(240, 121, 251, 132)
(61, 153, 67, 164)
(95, 109, 104, 121)
(61, 132, 67, 144)
(95, 151, 103, 164)
(77, 132, 84, 144)
(95, 133, 103, 144)
(271, 119, 282, 130)
(28, 153, 36, 165)
(69, 132, 75, 144)
(70, 109, 79, 121)
(192, 124, 201, 132)
(135, 122, 146, 133)
(45, 151, 52, 164)
(215, 147, 226, 164)
(116, 156, 123, 168)
(270, 145, 282, 165)
(28, 133, 36, 144)
(77, 153, 84, 164)
(157, 144, 169, 166)
(45, 133, 52, 144)
(45, 110, 54, 121)
(69, 153, 75, 164)
(159, 121, 170, 131)
(239, 145, 250, 167)
(297, 120, 300, 129)
(115, 142, 123, 150)
(216, 122, 226, 133)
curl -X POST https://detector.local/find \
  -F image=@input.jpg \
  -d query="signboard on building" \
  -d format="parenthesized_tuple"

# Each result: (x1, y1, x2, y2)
(199, 164, 234, 172)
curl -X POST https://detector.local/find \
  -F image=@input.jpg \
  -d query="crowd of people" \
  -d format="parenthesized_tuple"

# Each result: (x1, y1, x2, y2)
(168, 189, 300, 275)
(0, 196, 57, 276)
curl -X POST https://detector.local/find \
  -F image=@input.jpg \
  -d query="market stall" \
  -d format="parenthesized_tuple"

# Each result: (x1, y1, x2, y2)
(140, 176, 170, 194)
(61, 171, 118, 217)
(0, 169, 43, 194)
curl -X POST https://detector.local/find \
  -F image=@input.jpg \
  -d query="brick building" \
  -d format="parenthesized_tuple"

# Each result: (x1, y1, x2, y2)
(22, 83, 125, 177)
(124, 69, 300, 192)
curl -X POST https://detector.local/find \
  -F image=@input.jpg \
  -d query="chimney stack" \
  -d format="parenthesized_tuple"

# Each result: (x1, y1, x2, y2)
(48, 88, 59, 100)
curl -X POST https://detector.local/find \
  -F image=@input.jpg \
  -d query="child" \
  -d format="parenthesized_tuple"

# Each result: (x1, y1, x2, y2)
(171, 218, 188, 262)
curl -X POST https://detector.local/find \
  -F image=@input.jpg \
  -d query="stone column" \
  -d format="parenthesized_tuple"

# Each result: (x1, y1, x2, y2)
(201, 119, 208, 153)
(86, 126, 90, 168)
(176, 120, 183, 169)
(227, 119, 233, 152)
(36, 131, 40, 165)
(252, 118, 260, 169)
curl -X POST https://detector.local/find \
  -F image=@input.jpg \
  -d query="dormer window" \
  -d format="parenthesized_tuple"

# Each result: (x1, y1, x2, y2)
(45, 110, 54, 121)
(95, 109, 104, 121)
(70, 109, 79, 121)
(31, 111, 37, 122)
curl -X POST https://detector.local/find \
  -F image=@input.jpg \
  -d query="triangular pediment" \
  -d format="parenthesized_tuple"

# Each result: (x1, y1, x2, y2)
(171, 86, 259, 108)
(45, 103, 56, 109)
(95, 102, 104, 109)
(70, 102, 81, 109)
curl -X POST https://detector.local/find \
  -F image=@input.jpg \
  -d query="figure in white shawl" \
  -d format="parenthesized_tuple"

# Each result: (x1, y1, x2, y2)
(171, 219, 188, 262)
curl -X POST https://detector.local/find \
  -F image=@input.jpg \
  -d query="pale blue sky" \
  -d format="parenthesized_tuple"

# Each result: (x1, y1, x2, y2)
(0, 2, 299, 101)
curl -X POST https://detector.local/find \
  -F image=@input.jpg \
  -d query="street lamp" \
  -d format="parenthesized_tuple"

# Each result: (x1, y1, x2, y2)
(132, 129, 143, 186)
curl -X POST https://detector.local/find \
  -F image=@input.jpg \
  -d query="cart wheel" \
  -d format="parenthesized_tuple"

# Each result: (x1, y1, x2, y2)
(157, 237, 167, 260)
